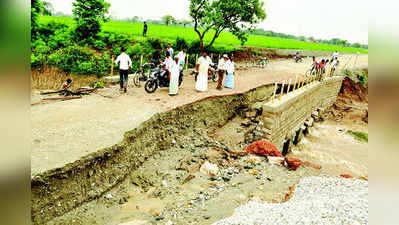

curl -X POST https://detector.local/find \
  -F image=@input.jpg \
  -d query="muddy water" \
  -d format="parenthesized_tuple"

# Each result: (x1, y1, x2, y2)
(290, 120, 368, 178)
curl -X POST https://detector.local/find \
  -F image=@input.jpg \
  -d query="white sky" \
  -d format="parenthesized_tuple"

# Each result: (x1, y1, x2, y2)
(47, 0, 368, 44)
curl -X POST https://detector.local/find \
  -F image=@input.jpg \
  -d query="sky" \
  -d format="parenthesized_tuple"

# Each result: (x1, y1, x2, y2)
(47, 0, 368, 44)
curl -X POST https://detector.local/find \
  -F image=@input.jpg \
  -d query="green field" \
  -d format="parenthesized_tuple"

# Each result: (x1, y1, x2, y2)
(39, 16, 368, 54)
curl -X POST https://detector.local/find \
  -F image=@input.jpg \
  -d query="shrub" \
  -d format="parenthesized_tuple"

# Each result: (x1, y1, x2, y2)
(47, 45, 110, 77)
(175, 37, 188, 50)
(93, 39, 107, 50)
(188, 40, 201, 54)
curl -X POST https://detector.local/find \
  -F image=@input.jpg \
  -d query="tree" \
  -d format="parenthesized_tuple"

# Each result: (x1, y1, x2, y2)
(189, 0, 266, 52)
(42, 0, 54, 16)
(162, 15, 177, 26)
(31, 0, 43, 41)
(72, 0, 110, 44)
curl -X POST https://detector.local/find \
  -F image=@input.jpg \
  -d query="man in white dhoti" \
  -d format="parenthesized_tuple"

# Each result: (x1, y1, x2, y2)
(169, 57, 180, 96)
(195, 52, 213, 92)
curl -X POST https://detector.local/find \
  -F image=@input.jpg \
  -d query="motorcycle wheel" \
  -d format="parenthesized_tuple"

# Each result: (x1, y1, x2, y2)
(145, 80, 158, 93)
(212, 72, 219, 82)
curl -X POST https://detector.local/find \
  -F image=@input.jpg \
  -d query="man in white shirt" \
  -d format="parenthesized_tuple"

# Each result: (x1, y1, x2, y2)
(332, 51, 339, 60)
(195, 52, 213, 92)
(176, 48, 187, 71)
(167, 43, 174, 58)
(160, 51, 174, 79)
(115, 47, 132, 93)
(217, 54, 229, 90)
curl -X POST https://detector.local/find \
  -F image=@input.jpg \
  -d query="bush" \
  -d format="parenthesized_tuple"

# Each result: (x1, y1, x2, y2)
(175, 37, 188, 50)
(147, 37, 168, 50)
(48, 45, 110, 77)
(93, 39, 107, 50)
(188, 40, 201, 54)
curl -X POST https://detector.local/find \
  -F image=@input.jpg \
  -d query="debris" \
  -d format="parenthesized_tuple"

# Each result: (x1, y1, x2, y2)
(182, 174, 195, 184)
(105, 194, 113, 199)
(244, 140, 283, 158)
(268, 157, 285, 166)
(248, 168, 259, 175)
(200, 161, 218, 177)
(43, 96, 82, 101)
(340, 174, 353, 179)
(285, 157, 302, 170)
(302, 161, 322, 170)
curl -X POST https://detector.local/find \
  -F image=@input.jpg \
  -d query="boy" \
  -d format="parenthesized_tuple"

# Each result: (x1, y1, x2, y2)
(115, 47, 132, 93)
(62, 78, 72, 90)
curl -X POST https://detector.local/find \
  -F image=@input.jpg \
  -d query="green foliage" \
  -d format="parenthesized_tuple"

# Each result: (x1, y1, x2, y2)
(162, 15, 177, 26)
(39, 16, 368, 54)
(147, 38, 167, 50)
(360, 71, 368, 86)
(72, 0, 110, 44)
(41, 1, 53, 16)
(347, 130, 368, 142)
(47, 45, 110, 77)
(31, 0, 43, 41)
(189, 0, 266, 51)
(175, 37, 188, 50)
(90, 80, 105, 88)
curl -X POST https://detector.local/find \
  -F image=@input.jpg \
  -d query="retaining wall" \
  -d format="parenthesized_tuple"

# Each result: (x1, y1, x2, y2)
(260, 76, 344, 150)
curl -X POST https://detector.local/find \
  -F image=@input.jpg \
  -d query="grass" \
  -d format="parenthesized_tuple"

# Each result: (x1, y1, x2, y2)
(347, 130, 368, 142)
(31, 67, 99, 90)
(39, 16, 368, 54)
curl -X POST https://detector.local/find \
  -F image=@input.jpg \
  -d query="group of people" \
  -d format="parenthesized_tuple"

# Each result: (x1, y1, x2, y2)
(195, 52, 235, 92)
(311, 51, 340, 79)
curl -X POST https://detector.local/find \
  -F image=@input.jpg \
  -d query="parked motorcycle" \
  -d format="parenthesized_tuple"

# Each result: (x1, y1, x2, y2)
(144, 66, 183, 93)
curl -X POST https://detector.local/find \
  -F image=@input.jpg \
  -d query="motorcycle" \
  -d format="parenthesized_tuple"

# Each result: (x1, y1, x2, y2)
(144, 66, 183, 93)
(194, 64, 219, 82)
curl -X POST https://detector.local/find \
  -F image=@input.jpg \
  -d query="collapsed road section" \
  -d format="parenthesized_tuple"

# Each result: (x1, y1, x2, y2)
(32, 76, 346, 225)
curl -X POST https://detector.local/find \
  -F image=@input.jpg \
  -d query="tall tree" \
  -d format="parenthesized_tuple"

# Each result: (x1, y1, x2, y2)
(72, 0, 110, 44)
(189, 0, 266, 52)
(42, 0, 54, 16)
(31, 0, 43, 41)
(162, 15, 177, 26)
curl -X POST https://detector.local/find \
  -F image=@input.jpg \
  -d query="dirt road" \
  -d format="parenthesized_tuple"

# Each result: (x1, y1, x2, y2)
(31, 55, 368, 175)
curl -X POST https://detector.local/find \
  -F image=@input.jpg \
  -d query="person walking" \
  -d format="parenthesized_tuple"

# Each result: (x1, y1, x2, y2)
(169, 57, 180, 96)
(224, 55, 235, 89)
(195, 52, 213, 92)
(115, 47, 132, 93)
(216, 54, 228, 90)
(176, 48, 187, 71)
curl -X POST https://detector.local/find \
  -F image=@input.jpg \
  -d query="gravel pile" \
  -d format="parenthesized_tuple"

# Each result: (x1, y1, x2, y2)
(213, 176, 368, 225)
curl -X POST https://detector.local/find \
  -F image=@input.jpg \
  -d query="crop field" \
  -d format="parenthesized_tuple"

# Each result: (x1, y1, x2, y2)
(39, 16, 368, 54)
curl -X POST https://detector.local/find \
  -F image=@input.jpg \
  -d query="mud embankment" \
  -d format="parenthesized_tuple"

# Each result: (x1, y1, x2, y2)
(323, 76, 368, 124)
(31, 84, 275, 224)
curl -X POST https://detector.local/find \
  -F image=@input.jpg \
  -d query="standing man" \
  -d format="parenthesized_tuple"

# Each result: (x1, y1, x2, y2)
(143, 21, 148, 37)
(332, 51, 339, 61)
(195, 52, 213, 92)
(115, 47, 132, 93)
(166, 43, 174, 58)
(176, 48, 187, 71)
(216, 54, 228, 90)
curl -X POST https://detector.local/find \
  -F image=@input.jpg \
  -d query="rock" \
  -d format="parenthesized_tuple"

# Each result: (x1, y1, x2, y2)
(302, 161, 322, 170)
(200, 161, 219, 177)
(105, 194, 113, 199)
(206, 149, 224, 164)
(248, 168, 259, 175)
(285, 157, 302, 170)
(244, 140, 283, 157)
(222, 176, 231, 182)
(268, 157, 285, 166)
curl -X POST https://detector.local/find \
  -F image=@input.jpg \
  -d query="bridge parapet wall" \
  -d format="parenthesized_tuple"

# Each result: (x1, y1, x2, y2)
(261, 76, 344, 150)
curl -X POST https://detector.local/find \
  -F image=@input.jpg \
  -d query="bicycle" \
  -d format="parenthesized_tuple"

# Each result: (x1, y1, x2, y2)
(131, 63, 155, 87)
